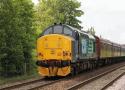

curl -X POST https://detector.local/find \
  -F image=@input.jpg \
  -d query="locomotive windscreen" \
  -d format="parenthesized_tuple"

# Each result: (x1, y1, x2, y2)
(53, 25, 63, 34)
(43, 25, 73, 37)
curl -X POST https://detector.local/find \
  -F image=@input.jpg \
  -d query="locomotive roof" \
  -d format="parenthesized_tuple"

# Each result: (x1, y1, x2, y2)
(63, 24, 95, 40)
(43, 24, 95, 40)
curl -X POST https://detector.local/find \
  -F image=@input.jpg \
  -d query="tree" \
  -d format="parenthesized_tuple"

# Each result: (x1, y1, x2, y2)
(57, 0, 84, 29)
(35, 0, 84, 34)
(0, 0, 23, 76)
(0, 0, 35, 77)
(13, 0, 36, 75)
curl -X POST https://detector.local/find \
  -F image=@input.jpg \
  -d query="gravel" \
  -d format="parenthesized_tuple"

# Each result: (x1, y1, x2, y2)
(78, 66, 125, 90)
(106, 75, 125, 90)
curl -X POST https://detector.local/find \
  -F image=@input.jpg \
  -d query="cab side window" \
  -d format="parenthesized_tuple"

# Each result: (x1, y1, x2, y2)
(64, 27, 72, 36)
(44, 27, 52, 35)
(75, 31, 79, 40)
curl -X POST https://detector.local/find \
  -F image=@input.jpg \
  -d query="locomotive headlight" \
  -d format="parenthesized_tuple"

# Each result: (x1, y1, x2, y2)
(63, 51, 66, 56)
(38, 52, 43, 57)
(65, 52, 68, 56)
(69, 52, 72, 56)
(63, 51, 69, 56)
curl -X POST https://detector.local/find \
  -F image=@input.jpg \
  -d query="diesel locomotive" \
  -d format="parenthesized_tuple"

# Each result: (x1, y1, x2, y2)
(36, 24, 125, 77)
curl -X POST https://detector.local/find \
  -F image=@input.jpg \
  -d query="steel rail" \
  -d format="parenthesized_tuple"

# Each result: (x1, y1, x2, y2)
(101, 72, 125, 90)
(0, 78, 44, 90)
(0, 76, 68, 90)
(67, 64, 125, 90)
(28, 78, 65, 90)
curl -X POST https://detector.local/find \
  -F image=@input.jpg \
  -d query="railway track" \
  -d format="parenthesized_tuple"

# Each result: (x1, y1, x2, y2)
(28, 77, 64, 90)
(1, 62, 125, 90)
(67, 64, 125, 90)
(101, 72, 125, 90)
(0, 77, 64, 90)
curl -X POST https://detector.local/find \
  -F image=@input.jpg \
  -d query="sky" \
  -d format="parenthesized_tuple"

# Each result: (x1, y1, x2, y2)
(78, 0, 125, 44)
(32, 0, 125, 44)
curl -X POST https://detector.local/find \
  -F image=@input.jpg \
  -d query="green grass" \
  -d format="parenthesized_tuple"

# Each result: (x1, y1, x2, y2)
(0, 72, 40, 85)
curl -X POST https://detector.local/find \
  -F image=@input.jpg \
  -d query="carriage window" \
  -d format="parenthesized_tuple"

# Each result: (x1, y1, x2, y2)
(44, 27, 52, 35)
(64, 27, 72, 36)
(54, 25, 62, 34)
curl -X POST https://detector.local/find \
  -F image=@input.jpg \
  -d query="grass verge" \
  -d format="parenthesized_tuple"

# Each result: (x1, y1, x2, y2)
(0, 72, 40, 85)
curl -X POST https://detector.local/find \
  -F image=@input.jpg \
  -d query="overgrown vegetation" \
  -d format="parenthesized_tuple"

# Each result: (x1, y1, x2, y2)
(0, 0, 36, 77)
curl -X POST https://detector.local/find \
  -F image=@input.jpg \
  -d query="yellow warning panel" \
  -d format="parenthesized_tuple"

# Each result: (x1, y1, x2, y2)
(37, 34, 73, 61)
(38, 66, 71, 76)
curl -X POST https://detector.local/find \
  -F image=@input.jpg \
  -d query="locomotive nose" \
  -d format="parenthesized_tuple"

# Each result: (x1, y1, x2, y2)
(37, 34, 72, 60)
(36, 34, 73, 76)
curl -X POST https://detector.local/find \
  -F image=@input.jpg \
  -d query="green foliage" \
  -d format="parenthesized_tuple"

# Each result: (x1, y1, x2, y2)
(0, 0, 36, 77)
(35, 0, 84, 34)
